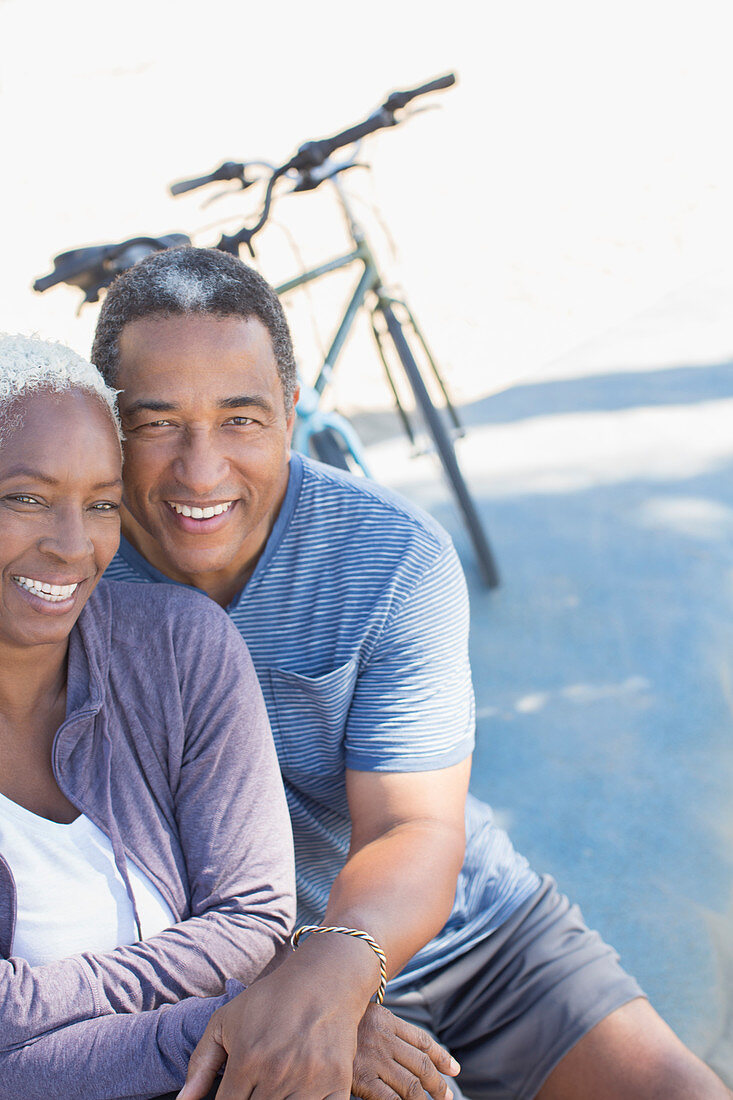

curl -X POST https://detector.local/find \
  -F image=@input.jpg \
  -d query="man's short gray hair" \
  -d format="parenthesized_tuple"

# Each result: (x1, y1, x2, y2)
(91, 247, 299, 412)
(0, 333, 122, 447)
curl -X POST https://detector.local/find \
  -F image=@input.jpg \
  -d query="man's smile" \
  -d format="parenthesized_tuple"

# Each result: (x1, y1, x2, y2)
(166, 500, 235, 519)
(162, 498, 239, 535)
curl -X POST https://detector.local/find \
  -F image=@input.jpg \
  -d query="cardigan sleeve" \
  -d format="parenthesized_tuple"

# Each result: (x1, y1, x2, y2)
(0, 980, 244, 1099)
(0, 599, 295, 1048)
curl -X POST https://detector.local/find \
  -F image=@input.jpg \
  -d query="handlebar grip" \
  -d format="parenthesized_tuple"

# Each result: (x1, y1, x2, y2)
(384, 72, 456, 112)
(170, 174, 218, 195)
(170, 161, 246, 196)
(289, 74, 456, 171)
(33, 271, 66, 292)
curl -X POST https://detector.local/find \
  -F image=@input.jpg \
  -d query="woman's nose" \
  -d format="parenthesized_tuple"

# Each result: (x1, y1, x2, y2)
(37, 511, 93, 563)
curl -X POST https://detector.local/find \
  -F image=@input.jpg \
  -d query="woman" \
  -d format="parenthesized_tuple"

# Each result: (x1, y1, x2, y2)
(0, 333, 296, 1098)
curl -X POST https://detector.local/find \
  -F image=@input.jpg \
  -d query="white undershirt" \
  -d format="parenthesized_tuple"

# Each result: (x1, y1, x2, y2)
(0, 791, 176, 965)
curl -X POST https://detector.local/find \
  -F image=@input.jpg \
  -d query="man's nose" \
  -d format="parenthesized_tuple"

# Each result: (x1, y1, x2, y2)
(172, 429, 229, 495)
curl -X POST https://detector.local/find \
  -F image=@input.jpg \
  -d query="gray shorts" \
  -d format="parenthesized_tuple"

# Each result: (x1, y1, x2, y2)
(383, 875, 645, 1100)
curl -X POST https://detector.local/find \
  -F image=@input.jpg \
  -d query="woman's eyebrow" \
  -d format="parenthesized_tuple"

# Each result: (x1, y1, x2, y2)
(0, 465, 58, 483)
(91, 477, 124, 490)
(0, 468, 123, 488)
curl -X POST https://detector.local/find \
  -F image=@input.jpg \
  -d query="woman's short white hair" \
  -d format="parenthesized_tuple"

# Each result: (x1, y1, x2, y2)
(0, 333, 122, 446)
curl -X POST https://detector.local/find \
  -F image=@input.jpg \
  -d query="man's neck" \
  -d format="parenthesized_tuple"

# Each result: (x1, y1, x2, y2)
(120, 508, 272, 608)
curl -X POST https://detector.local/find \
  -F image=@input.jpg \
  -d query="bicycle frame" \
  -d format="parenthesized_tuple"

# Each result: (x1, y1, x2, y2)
(277, 176, 464, 473)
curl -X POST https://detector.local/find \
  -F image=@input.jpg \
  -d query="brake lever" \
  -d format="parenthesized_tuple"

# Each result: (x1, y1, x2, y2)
(200, 158, 276, 209)
(200, 180, 252, 209)
(290, 160, 366, 193)
(403, 103, 441, 120)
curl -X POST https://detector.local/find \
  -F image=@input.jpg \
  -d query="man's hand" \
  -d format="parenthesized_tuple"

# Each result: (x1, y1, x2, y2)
(176, 935, 375, 1100)
(352, 1004, 460, 1100)
(176, 964, 459, 1100)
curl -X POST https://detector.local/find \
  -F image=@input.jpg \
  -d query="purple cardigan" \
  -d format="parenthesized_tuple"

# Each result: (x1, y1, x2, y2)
(0, 580, 296, 1099)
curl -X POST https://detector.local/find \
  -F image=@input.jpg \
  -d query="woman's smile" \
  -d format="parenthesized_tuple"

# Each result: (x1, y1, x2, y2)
(12, 574, 83, 608)
(0, 388, 122, 649)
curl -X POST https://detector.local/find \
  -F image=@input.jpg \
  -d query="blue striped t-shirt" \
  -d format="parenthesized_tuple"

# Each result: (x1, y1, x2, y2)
(105, 452, 539, 987)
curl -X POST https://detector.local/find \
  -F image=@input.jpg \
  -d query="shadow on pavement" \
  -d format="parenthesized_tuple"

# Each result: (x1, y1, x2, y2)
(376, 355, 733, 1080)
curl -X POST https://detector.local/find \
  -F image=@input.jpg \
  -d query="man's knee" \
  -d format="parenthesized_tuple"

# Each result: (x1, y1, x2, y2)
(537, 997, 732, 1099)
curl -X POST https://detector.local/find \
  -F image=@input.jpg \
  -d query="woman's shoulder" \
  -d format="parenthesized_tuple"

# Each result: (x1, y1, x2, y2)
(89, 578, 234, 646)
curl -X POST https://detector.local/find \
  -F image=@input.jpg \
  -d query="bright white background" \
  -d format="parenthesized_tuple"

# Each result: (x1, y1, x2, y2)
(2, 0, 733, 401)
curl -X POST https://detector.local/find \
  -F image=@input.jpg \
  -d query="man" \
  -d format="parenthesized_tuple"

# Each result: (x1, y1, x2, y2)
(96, 246, 730, 1100)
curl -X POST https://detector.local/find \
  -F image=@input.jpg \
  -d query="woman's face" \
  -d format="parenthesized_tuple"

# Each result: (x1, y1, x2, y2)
(0, 388, 122, 651)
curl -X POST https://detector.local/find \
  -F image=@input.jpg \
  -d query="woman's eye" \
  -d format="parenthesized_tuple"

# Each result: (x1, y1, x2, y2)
(8, 494, 40, 505)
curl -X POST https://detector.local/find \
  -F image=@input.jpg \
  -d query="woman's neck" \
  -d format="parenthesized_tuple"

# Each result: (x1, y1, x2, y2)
(0, 639, 77, 823)
(0, 639, 69, 725)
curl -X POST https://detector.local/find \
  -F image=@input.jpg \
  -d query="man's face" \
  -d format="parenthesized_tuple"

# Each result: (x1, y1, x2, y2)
(116, 312, 297, 604)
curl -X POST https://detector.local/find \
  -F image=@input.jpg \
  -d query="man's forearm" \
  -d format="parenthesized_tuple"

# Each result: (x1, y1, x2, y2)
(176, 784, 468, 1100)
(315, 817, 465, 992)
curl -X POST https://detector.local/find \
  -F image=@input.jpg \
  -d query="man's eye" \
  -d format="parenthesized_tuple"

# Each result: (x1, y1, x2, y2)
(91, 501, 121, 512)
(226, 416, 254, 426)
(8, 494, 40, 505)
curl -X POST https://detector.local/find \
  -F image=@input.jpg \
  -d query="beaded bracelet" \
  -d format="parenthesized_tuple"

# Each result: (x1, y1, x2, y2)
(291, 924, 387, 1004)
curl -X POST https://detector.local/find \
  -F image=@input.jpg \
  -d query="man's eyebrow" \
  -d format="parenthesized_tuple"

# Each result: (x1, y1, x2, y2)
(218, 394, 275, 413)
(121, 399, 178, 417)
(121, 395, 276, 416)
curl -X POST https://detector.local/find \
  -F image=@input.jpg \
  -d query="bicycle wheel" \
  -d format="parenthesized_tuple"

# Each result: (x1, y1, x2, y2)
(377, 302, 500, 589)
(308, 427, 351, 470)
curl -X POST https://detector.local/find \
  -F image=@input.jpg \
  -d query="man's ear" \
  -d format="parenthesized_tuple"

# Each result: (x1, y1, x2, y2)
(286, 386, 300, 441)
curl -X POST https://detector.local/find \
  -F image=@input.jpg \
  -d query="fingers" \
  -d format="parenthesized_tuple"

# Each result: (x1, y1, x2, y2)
(383, 1036, 453, 1100)
(350, 1080, 403, 1100)
(176, 1024, 227, 1100)
(391, 1015, 460, 1078)
(353, 1053, 452, 1100)
(352, 1005, 460, 1100)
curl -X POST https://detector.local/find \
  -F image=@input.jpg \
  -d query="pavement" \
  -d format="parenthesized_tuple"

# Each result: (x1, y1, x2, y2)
(350, 266, 733, 1081)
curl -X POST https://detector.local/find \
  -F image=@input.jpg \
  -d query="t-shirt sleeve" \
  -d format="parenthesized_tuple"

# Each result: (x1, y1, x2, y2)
(344, 542, 475, 772)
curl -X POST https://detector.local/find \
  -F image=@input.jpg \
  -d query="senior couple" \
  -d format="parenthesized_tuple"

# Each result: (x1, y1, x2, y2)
(0, 247, 728, 1100)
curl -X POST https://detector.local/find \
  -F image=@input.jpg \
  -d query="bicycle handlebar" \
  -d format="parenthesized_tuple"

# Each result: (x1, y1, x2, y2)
(214, 73, 456, 255)
(286, 73, 456, 172)
(36, 74, 457, 292)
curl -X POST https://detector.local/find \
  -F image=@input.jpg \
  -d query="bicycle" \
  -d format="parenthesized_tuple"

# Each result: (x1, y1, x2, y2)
(33, 74, 500, 588)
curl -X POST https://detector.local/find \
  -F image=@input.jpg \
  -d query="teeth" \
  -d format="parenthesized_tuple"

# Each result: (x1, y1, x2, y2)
(168, 501, 233, 519)
(14, 576, 79, 602)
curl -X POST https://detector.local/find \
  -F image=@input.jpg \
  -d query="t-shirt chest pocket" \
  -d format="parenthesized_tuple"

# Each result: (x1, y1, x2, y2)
(263, 659, 359, 778)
